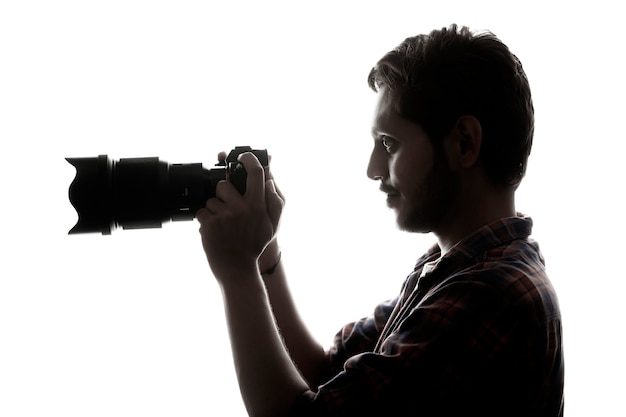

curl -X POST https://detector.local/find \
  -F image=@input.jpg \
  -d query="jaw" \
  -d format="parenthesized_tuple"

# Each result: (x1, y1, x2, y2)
(393, 198, 443, 234)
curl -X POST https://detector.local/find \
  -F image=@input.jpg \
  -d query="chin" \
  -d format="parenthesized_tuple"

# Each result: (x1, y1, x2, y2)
(396, 219, 434, 234)
(395, 213, 433, 234)
(395, 205, 444, 234)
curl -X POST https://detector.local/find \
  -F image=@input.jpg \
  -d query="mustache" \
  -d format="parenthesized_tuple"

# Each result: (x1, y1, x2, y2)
(379, 183, 399, 195)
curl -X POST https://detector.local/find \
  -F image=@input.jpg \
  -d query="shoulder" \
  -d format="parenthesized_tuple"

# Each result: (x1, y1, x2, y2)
(441, 239, 560, 323)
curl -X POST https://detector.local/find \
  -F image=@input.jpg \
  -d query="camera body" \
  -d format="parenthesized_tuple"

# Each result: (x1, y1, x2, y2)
(66, 146, 268, 235)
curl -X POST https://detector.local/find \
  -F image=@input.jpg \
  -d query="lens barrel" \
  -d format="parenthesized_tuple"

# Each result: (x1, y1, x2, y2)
(66, 146, 267, 235)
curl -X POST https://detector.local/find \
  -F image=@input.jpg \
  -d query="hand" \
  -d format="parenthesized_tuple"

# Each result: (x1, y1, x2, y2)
(196, 152, 284, 283)
(259, 157, 285, 272)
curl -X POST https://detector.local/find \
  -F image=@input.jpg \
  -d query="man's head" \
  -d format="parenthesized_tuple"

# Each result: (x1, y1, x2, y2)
(367, 24, 533, 235)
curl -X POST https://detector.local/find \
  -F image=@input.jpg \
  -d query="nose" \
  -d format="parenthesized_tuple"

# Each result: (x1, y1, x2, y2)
(366, 146, 387, 181)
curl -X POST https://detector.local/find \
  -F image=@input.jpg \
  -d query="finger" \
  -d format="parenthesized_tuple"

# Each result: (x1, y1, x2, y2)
(214, 179, 240, 203)
(271, 178, 285, 204)
(195, 207, 212, 226)
(263, 155, 285, 202)
(263, 154, 274, 181)
(204, 197, 226, 214)
(237, 152, 266, 205)
(265, 179, 284, 232)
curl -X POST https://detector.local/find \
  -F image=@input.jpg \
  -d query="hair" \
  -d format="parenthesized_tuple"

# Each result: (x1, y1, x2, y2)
(368, 24, 534, 188)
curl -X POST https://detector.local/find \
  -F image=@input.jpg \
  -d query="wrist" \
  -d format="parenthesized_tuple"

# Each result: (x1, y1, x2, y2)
(211, 259, 259, 286)
(259, 239, 281, 272)
(219, 270, 268, 309)
(260, 251, 282, 276)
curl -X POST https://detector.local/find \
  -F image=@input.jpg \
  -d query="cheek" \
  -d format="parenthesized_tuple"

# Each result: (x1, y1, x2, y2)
(389, 155, 415, 188)
(390, 154, 433, 195)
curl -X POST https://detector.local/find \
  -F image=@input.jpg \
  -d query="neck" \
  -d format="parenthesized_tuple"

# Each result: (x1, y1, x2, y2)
(435, 187, 516, 256)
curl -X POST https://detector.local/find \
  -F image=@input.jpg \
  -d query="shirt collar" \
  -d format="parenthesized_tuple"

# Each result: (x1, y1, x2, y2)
(414, 214, 534, 274)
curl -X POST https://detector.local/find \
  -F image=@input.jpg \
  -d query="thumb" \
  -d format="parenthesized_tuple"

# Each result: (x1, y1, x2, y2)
(265, 179, 284, 232)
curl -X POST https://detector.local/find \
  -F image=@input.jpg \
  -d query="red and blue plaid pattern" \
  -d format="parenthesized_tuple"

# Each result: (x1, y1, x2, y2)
(291, 215, 564, 417)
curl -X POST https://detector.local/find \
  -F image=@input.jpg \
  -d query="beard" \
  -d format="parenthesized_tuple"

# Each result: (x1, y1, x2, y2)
(395, 151, 459, 233)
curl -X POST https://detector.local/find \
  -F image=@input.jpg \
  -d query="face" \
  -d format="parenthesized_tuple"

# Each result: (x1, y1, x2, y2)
(367, 87, 458, 233)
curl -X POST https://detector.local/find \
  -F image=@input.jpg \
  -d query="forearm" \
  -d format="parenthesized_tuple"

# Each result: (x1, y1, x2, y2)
(196, 154, 314, 415)
(219, 267, 310, 417)
(262, 260, 327, 387)
(259, 241, 327, 387)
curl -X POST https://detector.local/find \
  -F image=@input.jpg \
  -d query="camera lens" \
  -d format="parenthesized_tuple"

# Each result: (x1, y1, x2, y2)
(66, 147, 267, 235)
(66, 156, 222, 234)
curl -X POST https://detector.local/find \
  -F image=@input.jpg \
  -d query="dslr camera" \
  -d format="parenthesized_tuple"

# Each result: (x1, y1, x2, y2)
(66, 146, 268, 235)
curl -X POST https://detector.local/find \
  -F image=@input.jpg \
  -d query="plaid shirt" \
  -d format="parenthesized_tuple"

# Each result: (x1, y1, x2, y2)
(291, 216, 564, 417)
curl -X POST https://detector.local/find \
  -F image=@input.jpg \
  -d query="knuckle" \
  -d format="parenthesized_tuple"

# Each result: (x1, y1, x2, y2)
(215, 180, 229, 193)
(247, 163, 264, 177)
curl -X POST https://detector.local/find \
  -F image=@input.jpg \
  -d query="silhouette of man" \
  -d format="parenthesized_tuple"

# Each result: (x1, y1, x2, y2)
(196, 24, 564, 417)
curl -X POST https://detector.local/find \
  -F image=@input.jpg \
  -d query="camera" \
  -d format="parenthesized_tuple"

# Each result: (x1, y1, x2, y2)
(66, 146, 268, 235)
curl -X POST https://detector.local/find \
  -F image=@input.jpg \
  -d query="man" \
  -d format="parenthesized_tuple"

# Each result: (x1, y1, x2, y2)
(196, 24, 564, 417)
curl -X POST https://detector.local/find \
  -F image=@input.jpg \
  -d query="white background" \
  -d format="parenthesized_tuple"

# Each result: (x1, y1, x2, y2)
(1, 1, 624, 416)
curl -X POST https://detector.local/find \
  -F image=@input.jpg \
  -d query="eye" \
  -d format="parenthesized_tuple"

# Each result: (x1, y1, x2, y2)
(381, 136, 396, 153)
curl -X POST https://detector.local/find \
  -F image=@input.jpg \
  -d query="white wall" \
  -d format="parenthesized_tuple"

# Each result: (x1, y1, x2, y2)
(1, 1, 624, 416)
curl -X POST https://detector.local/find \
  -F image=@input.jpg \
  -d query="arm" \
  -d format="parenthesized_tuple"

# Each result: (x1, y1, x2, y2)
(196, 153, 311, 417)
(259, 240, 327, 388)
(219, 264, 310, 417)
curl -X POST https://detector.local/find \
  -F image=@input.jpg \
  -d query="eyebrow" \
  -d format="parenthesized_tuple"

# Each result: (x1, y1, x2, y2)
(370, 129, 388, 141)
(371, 126, 394, 140)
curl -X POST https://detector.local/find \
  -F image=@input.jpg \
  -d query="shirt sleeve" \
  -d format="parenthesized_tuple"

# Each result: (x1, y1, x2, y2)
(323, 297, 398, 378)
(290, 267, 560, 417)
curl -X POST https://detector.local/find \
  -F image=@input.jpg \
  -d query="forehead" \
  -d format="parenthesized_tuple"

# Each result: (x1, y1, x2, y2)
(371, 86, 419, 137)
(371, 87, 398, 132)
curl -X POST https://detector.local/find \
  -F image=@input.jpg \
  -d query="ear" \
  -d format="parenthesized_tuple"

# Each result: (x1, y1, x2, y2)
(446, 115, 482, 169)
